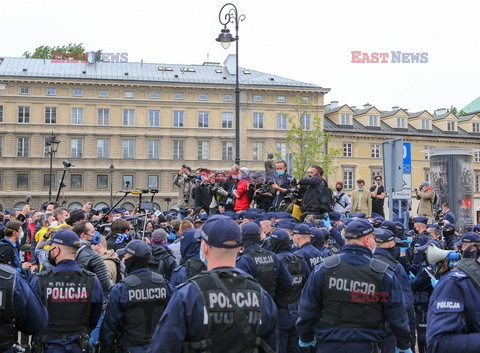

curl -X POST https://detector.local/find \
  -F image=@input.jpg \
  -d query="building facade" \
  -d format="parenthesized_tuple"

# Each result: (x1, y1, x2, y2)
(0, 55, 328, 211)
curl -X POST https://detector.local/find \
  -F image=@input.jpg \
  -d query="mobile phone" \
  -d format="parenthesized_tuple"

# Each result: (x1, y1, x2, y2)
(25, 194, 32, 205)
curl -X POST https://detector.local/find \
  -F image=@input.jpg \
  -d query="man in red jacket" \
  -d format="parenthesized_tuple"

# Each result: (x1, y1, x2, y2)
(233, 167, 251, 212)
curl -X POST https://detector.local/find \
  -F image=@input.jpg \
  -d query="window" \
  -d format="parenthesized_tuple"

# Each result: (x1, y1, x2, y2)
(302, 96, 310, 102)
(73, 89, 83, 97)
(253, 95, 263, 102)
(476, 174, 480, 192)
(43, 139, 49, 157)
(71, 108, 84, 125)
(123, 109, 134, 126)
(16, 174, 28, 188)
(277, 96, 286, 103)
(97, 139, 109, 158)
(71, 138, 83, 158)
(341, 114, 351, 125)
(174, 93, 184, 100)
(97, 175, 108, 189)
(222, 141, 234, 160)
(123, 175, 133, 189)
(301, 114, 311, 131)
(0, 136, 2, 157)
(421, 119, 430, 130)
(99, 90, 108, 97)
(252, 142, 264, 161)
(222, 112, 233, 129)
(122, 139, 135, 159)
(0, 106, 3, 122)
(425, 146, 433, 160)
(149, 91, 159, 99)
(98, 108, 109, 125)
(148, 140, 160, 159)
(447, 121, 456, 131)
(276, 142, 287, 160)
(18, 106, 30, 123)
(198, 141, 210, 160)
(371, 171, 382, 185)
(474, 122, 480, 133)
(125, 91, 134, 99)
(343, 169, 354, 190)
(369, 115, 378, 126)
(277, 114, 287, 130)
(475, 151, 480, 163)
(17, 137, 29, 157)
(425, 172, 431, 184)
(199, 93, 208, 101)
(396, 117, 406, 128)
(198, 111, 209, 128)
(343, 143, 352, 157)
(173, 140, 184, 160)
(223, 94, 232, 102)
(148, 175, 159, 189)
(148, 110, 160, 127)
(20, 87, 29, 94)
(43, 174, 55, 189)
(253, 112, 264, 129)
(371, 144, 380, 158)
(45, 107, 57, 124)
(173, 110, 184, 127)
(46, 88, 56, 96)
(71, 174, 83, 189)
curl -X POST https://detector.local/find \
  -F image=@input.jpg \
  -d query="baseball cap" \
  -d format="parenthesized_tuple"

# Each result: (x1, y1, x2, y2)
(241, 222, 261, 236)
(117, 239, 152, 257)
(293, 224, 311, 235)
(381, 221, 397, 234)
(310, 228, 326, 242)
(374, 229, 395, 243)
(240, 167, 250, 176)
(328, 212, 342, 221)
(349, 212, 366, 219)
(270, 229, 290, 242)
(416, 239, 442, 251)
(345, 219, 374, 239)
(200, 215, 242, 248)
(44, 229, 81, 248)
(454, 232, 480, 248)
(151, 228, 168, 242)
(413, 217, 428, 225)
(276, 220, 296, 230)
(420, 181, 429, 187)
(474, 224, 480, 233)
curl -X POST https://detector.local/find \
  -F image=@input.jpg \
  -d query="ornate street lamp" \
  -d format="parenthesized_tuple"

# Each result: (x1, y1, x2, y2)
(46, 132, 60, 202)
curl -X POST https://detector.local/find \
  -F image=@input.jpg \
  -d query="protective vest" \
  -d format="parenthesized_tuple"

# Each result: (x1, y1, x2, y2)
(0, 264, 16, 352)
(186, 269, 267, 353)
(120, 271, 169, 347)
(456, 258, 480, 289)
(185, 259, 207, 279)
(373, 252, 398, 271)
(37, 268, 95, 338)
(276, 254, 305, 306)
(244, 249, 276, 298)
(322, 254, 387, 329)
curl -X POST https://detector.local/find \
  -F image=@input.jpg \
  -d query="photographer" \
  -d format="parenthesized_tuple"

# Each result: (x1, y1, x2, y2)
(221, 165, 240, 211)
(415, 181, 435, 223)
(251, 172, 274, 211)
(208, 170, 227, 214)
(173, 165, 196, 219)
(193, 169, 212, 214)
(232, 167, 251, 212)
(270, 160, 295, 211)
(298, 165, 328, 217)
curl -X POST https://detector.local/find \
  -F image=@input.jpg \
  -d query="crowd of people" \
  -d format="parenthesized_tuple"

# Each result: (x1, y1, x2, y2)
(0, 160, 479, 353)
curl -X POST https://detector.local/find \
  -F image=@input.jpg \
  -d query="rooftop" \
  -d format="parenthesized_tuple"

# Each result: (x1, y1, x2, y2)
(462, 96, 480, 115)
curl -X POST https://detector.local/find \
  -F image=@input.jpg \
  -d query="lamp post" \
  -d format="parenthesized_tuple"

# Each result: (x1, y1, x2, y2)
(216, 3, 245, 166)
(46, 132, 60, 202)
(109, 163, 115, 208)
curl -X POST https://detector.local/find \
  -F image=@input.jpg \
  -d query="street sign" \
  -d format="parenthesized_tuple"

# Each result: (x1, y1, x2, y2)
(382, 139, 404, 193)
(403, 142, 412, 174)
(393, 173, 412, 199)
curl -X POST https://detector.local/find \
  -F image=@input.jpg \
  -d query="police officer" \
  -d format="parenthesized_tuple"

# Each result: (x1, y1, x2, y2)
(169, 228, 206, 286)
(454, 232, 480, 258)
(270, 228, 310, 353)
(373, 229, 416, 352)
(426, 241, 480, 353)
(297, 219, 412, 353)
(0, 262, 48, 353)
(236, 222, 292, 300)
(293, 224, 323, 272)
(147, 215, 278, 353)
(31, 229, 103, 353)
(100, 240, 174, 353)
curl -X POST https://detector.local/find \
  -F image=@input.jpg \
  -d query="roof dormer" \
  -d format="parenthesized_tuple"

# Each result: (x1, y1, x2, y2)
(325, 103, 354, 127)
(380, 107, 409, 130)
(458, 114, 480, 133)
(353, 104, 382, 129)
(408, 110, 433, 131)
(432, 110, 458, 132)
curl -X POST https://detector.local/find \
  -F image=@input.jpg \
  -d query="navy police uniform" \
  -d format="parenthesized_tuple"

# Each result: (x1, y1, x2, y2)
(297, 220, 412, 353)
(293, 225, 323, 272)
(427, 257, 480, 353)
(0, 264, 48, 353)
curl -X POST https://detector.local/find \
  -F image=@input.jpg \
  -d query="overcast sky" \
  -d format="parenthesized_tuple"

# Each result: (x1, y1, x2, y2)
(1, 0, 477, 112)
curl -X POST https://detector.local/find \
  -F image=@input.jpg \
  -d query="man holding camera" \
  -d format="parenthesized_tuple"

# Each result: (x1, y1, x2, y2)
(173, 165, 196, 220)
(298, 165, 329, 219)
(270, 161, 295, 212)
(415, 181, 435, 223)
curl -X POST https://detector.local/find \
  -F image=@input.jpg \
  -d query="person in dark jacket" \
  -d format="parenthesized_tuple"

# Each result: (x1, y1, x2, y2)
(169, 228, 206, 286)
(107, 218, 131, 252)
(0, 220, 31, 277)
(73, 220, 112, 292)
(148, 229, 177, 280)
(298, 165, 328, 217)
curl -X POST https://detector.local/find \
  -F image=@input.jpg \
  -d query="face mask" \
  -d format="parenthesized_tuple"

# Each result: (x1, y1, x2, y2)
(199, 242, 208, 266)
(276, 170, 285, 176)
(48, 248, 58, 266)
(19, 231, 24, 241)
(202, 212, 207, 216)
(231, 174, 238, 180)
(50, 221, 59, 227)
(358, 187, 364, 191)
(336, 187, 342, 192)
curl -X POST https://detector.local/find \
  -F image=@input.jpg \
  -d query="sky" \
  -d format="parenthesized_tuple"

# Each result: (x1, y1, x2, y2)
(1, 0, 478, 112)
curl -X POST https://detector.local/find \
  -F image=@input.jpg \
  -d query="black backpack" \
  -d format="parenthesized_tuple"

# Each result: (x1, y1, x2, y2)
(319, 180, 334, 213)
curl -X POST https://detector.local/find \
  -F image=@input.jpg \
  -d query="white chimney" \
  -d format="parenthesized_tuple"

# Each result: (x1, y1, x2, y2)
(392, 106, 400, 110)
(363, 103, 372, 109)
(224, 54, 236, 75)
(435, 108, 447, 116)
(330, 101, 338, 108)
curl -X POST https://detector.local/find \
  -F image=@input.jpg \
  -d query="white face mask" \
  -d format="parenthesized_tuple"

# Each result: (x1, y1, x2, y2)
(19, 231, 24, 240)
(199, 242, 208, 266)
(50, 221, 59, 227)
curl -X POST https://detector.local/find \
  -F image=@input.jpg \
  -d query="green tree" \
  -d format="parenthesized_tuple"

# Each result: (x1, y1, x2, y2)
(276, 95, 341, 180)
(449, 105, 458, 115)
(23, 43, 102, 60)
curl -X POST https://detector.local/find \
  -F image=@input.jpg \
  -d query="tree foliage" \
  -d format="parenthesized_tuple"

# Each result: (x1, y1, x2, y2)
(276, 95, 341, 180)
(23, 43, 102, 60)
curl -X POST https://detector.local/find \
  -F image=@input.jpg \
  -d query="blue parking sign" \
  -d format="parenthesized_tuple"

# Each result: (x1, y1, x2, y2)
(403, 142, 411, 174)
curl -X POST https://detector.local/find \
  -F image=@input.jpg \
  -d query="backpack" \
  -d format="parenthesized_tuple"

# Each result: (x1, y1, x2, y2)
(319, 180, 334, 213)
(432, 192, 441, 211)
(334, 193, 347, 208)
